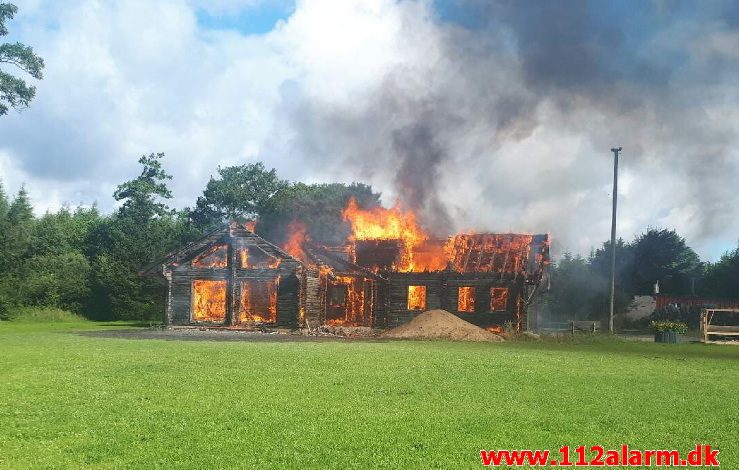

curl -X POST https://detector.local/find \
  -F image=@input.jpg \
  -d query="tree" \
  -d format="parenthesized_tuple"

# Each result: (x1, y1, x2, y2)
(0, 179, 9, 318)
(89, 153, 199, 320)
(0, 3, 44, 115)
(0, 185, 34, 311)
(259, 182, 381, 245)
(0, 178, 8, 220)
(113, 153, 173, 222)
(0, 185, 33, 269)
(22, 252, 92, 312)
(538, 250, 633, 323)
(589, 237, 634, 295)
(630, 229, 702, 295)
(189, 163, 288, 228)
(543, 253, 600, 320)
(704, 244, 739, 299)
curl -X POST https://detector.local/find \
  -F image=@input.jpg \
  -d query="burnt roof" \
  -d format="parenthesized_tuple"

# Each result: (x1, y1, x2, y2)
(303, 242, 383, 279)
(350, 233, 550, 279)
(139, 221, 297, 276)
(445, 233, 549, 278)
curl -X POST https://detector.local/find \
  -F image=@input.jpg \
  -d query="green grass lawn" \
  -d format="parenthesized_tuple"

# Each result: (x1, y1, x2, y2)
(1, 320, 738, 469)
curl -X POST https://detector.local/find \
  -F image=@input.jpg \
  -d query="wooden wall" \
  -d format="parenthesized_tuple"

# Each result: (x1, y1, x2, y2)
(164, 230, 302, 327)
(385, 273, 444, 328)
(384, 272, 527, 329)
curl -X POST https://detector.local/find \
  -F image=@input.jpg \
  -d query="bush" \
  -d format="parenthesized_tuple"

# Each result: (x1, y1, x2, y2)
(4, 307, 85, 323)
(615, 314, 651, 331)
(0, 296, 10, 321)
(650, 305, 701, 329)
(650, 320, 688, 334)
(22, 252, 92, 313)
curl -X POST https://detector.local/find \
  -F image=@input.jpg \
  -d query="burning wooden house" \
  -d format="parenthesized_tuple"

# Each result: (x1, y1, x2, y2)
(339, 199, 550, 331)
(142, 201, 549, 331)
(353, 234, 550, 331)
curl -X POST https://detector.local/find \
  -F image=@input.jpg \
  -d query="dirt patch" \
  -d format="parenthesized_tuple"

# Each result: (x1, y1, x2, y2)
(382, 309, 504, 342)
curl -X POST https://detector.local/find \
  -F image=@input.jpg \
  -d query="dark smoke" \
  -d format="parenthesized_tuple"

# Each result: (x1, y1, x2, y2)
(267, 0, 739, 256)
(392, 121, 451, 235)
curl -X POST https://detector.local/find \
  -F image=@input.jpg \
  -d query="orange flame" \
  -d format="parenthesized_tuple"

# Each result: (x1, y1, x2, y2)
(282, 221, 309, 263)
(192, 280, 227, 322)
(458, 286, 475, 312)
(238, 246, 282, 269)
(239, 279, 277, 323)
(341, 199, 541, 275)
(445, 234, 533, 273)
(407, 285, 427, 310)
(342, 198, 427, 271)
(491, 287, 509, 311)
(192, 245, 228, 268)
(325, 276, 361, 326)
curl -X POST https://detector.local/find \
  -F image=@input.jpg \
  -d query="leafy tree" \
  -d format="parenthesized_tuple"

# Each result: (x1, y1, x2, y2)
(113, 152, 173, 222)
(260, 182, 381, 245)
(0, 178, 8, 219)
(6, 184, 32, 223)
(543, 253, 600, 320)
(90, 153, 198, 320)
(0, 3, 44, 115)
(0, 179, 7, 316)
(189, 162, 288, 228)
(30, 206, 99, 256)
(538, 251, 633, 323)
(589, 237, 634, 295)
(629, 229, 702, 295)
(0, 185, 34, 312)
(0, 185, 33, 271)
(11, 206, 102, 313)
(22, 252, 92, 312)
(704, 244, 739, 299)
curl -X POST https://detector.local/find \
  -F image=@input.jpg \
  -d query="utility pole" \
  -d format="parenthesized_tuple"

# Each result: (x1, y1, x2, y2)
(609, 147, 622, 333)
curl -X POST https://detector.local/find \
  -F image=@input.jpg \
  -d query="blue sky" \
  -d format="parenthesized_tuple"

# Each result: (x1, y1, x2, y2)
(195, 1, 295, 35)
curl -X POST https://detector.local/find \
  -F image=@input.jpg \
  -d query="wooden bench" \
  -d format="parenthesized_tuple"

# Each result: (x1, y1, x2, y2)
(569, 320, 600, 334)
(702, 309, 739, 343)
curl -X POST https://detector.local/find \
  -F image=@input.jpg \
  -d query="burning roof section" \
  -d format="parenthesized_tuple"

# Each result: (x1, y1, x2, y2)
(340, 197, 550, 278)
(140, 221, 296, 276)
(351, 234, 549, 279)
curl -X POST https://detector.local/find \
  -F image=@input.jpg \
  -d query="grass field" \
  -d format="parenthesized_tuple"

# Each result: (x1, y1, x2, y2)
(1, 319, 738, 469)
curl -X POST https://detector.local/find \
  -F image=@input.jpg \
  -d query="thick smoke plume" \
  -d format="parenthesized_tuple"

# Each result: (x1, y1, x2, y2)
(271, 0, 739, 257)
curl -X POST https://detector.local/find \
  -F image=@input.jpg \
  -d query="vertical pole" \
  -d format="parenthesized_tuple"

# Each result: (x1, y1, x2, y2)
(609, 147, 622, 333)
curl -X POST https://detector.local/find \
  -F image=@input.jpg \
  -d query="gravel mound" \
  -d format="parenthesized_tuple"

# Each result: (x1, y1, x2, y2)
(382, 309, 504, 342)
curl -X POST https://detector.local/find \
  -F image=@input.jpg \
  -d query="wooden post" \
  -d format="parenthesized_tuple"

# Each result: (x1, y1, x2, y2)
(163, 267, 172, 326)
(226, 238, 237, 326)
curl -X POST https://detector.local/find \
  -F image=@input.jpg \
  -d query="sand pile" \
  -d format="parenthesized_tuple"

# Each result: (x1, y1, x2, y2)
(382, 309, 504, 342)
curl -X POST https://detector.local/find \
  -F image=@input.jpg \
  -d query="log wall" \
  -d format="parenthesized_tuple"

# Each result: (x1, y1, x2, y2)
(384, 272, 526, 329)
(303, 268, 322, 326)
(385, 273, 444, 328)
(164, 229, 302, 327)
